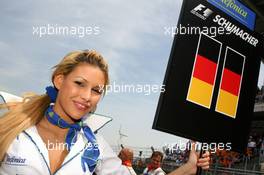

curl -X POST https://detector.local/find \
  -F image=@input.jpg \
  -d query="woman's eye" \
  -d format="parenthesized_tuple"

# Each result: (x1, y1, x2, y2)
(74, 81, 84, 87)
(92, 88, 103, 95)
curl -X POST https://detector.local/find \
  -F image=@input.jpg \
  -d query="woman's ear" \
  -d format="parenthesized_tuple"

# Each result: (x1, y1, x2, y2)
(53, 74, 64, 90)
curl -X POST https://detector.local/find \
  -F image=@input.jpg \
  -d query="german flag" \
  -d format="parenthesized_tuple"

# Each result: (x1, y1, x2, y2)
(216, 47, 245, 118)
(187, 34, 222, 108)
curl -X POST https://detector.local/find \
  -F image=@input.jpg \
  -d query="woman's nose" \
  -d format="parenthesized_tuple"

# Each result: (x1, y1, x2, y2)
(81, 89, 92, 101)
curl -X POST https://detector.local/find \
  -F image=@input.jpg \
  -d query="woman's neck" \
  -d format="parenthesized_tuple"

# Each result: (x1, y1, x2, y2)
(38, 117, 69, 138)
(52, 104, 76, 124)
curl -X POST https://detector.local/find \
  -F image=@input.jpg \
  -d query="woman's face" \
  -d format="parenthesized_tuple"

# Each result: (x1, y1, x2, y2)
(53, 63, 105, 123)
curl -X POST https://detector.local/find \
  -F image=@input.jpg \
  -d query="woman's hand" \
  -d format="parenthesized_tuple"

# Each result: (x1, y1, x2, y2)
(186, 142, 210, 175)
(167, 142, 210, 175)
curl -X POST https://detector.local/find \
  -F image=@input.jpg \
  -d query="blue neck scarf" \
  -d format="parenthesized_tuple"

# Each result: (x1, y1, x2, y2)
(45, 86, 100, 173)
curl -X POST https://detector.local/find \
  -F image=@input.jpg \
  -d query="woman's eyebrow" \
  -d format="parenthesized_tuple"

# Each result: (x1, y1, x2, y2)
(75, 76, 88, 82)
(75, 76, 104, 87)
(93, 85, 102, 89)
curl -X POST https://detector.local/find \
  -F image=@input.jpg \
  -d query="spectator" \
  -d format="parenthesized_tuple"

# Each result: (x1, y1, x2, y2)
(118, 148, 137, 175)
(143, 142, 210, 175)
(143, 151, 166, 175)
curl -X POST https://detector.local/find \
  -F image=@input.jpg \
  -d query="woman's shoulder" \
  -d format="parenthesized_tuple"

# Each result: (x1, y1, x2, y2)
(10, 125, 35, 139)
(94, 133, 111, 152)
(82, 113, 112, 133)
(5, 125, 48, 157)
(1, 125, 52, 175)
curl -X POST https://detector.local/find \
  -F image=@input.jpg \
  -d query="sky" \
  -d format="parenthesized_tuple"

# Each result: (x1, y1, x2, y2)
(0, 0, 263, 149)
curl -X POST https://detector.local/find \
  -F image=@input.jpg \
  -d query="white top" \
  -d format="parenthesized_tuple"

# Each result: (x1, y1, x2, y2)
(0, 91, 22, 103)
(0, 114, 130, 175)
(123, 165, 137, 175)
(143, 167, 166, 175)
(0, 126, 131, 175)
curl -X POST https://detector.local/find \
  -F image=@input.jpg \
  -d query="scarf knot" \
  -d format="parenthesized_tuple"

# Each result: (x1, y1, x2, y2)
(45, 105, 99, 173)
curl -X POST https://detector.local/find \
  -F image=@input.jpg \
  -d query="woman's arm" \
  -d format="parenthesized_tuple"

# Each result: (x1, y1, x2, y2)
(168, 143, 210, 175)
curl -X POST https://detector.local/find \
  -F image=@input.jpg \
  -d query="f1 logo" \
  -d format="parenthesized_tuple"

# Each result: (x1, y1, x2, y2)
(191, 4, 213, 20)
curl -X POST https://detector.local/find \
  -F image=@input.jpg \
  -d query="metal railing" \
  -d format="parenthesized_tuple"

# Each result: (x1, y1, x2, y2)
(203, 166, 264, 175)
(112, 145, 264, 174)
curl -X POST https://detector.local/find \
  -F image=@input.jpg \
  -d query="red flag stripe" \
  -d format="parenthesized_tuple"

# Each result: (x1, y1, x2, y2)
(220, 68, 241, 96)
(193, 54, 217, 85)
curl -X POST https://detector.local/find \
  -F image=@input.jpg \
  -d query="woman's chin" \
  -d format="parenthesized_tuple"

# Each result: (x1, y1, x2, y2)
(71, 117, 82, 123)
(68, 113, 84, 122)
(68, 109, 90, 122)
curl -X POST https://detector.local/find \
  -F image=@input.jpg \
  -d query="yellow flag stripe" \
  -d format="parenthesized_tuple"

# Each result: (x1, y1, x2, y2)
(187, 77, 213, 108)
(216, 89, 238, 118)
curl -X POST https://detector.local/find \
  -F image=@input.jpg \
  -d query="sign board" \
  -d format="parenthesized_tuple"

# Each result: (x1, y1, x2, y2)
(153, 0, 263, 152)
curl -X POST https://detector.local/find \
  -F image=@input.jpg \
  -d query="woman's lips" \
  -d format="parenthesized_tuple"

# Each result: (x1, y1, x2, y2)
(73, 101, 89, 111)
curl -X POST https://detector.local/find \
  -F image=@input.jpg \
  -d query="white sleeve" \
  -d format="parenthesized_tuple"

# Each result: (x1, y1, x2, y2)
(156, 168, 166, 175)
(157, 172, 166, 175)
(95, 135, 130, 175)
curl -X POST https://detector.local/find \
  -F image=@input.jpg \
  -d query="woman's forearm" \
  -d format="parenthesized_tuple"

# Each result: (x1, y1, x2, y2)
(167, 162, 196, 175)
